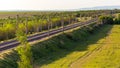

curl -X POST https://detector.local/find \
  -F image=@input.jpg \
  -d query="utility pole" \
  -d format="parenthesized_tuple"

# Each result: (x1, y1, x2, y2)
(61, 13, 64, 33)
(55, 13, 58, 28)
(36, 16, 39, 32)
(47, 15, 50, 36)
(50, 14, 53, 29)
(25, 17, 28, 34)
(8, 16, 11, 23)
(68, 14, 71, 25)
(40, 15, 44, 32)
(74, 14, 77, 23)
(72, 14, 74, 28)
(16, 15, 19, 31)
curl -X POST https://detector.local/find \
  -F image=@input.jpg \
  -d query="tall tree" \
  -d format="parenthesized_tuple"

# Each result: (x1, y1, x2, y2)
(16, 26, 33, 68)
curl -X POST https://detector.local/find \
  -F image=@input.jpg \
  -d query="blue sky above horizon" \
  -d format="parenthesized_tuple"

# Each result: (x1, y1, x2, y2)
(0, 0, 119, 10)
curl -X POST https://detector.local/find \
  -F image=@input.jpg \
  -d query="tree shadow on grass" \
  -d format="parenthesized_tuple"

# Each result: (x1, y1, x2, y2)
(32, 25, 113, 67)
(0, 25, 113, 68)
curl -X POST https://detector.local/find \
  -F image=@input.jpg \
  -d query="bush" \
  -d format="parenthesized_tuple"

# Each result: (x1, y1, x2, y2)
(99, 15, 114, 24)
(114, 14, 120, 24)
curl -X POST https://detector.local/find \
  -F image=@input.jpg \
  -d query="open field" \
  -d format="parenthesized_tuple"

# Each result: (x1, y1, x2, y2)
(71, 25, 120, 68)
(0, 11, 37, 18)
(0, 11, 56, 18)
(35, 25, 112, 68)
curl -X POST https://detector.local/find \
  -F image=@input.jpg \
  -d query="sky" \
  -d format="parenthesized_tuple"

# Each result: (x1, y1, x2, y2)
(0, 0, 119, 10)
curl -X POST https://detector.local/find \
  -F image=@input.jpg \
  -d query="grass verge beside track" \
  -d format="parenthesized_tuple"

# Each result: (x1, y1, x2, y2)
(71, 25, 120, 68)
(0, 24, 112, 68)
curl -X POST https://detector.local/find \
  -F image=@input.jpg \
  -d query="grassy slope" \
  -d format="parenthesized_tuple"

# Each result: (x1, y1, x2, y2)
(0, 24, 113, 68)
(71, 25, 120, 68)
(35, 25, 112, 68)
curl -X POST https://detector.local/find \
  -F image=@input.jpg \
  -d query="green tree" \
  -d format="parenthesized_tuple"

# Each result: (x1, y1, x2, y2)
(99, 15, 114, 24)
(16, 29, 33, 68)
(116, 14, 120, 24)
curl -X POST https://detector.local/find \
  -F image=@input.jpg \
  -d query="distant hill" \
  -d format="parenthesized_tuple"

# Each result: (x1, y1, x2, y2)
(80, 6, 120, 10)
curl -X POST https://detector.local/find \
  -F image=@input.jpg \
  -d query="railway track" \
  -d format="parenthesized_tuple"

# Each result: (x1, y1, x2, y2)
(0, 19, 97, 52)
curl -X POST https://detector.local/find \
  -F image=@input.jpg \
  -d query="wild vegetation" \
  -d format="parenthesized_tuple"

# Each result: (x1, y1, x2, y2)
(16, 27, 32, 68)
(0, 10, 119, 41)
(36, 24, 112, 68)
(0, 12, 77, 41)
(0, 10, 120, 68)
(71, 25, 120, 68)
(114, 13, 120, 24)
(0, 21, 103, 68)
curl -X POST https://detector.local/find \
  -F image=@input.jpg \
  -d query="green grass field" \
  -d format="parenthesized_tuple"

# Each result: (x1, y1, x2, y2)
(71, 25, 120, 68)
(0, 11, 47, 18)
(1, 24, 120, 68)
(35, 25, 113, 68)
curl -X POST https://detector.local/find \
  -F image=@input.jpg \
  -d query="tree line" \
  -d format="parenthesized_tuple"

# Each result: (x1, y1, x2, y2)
(0, 10, 120, 41)
(0, 12, 77, 41)
(99, 14, 120, 25)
